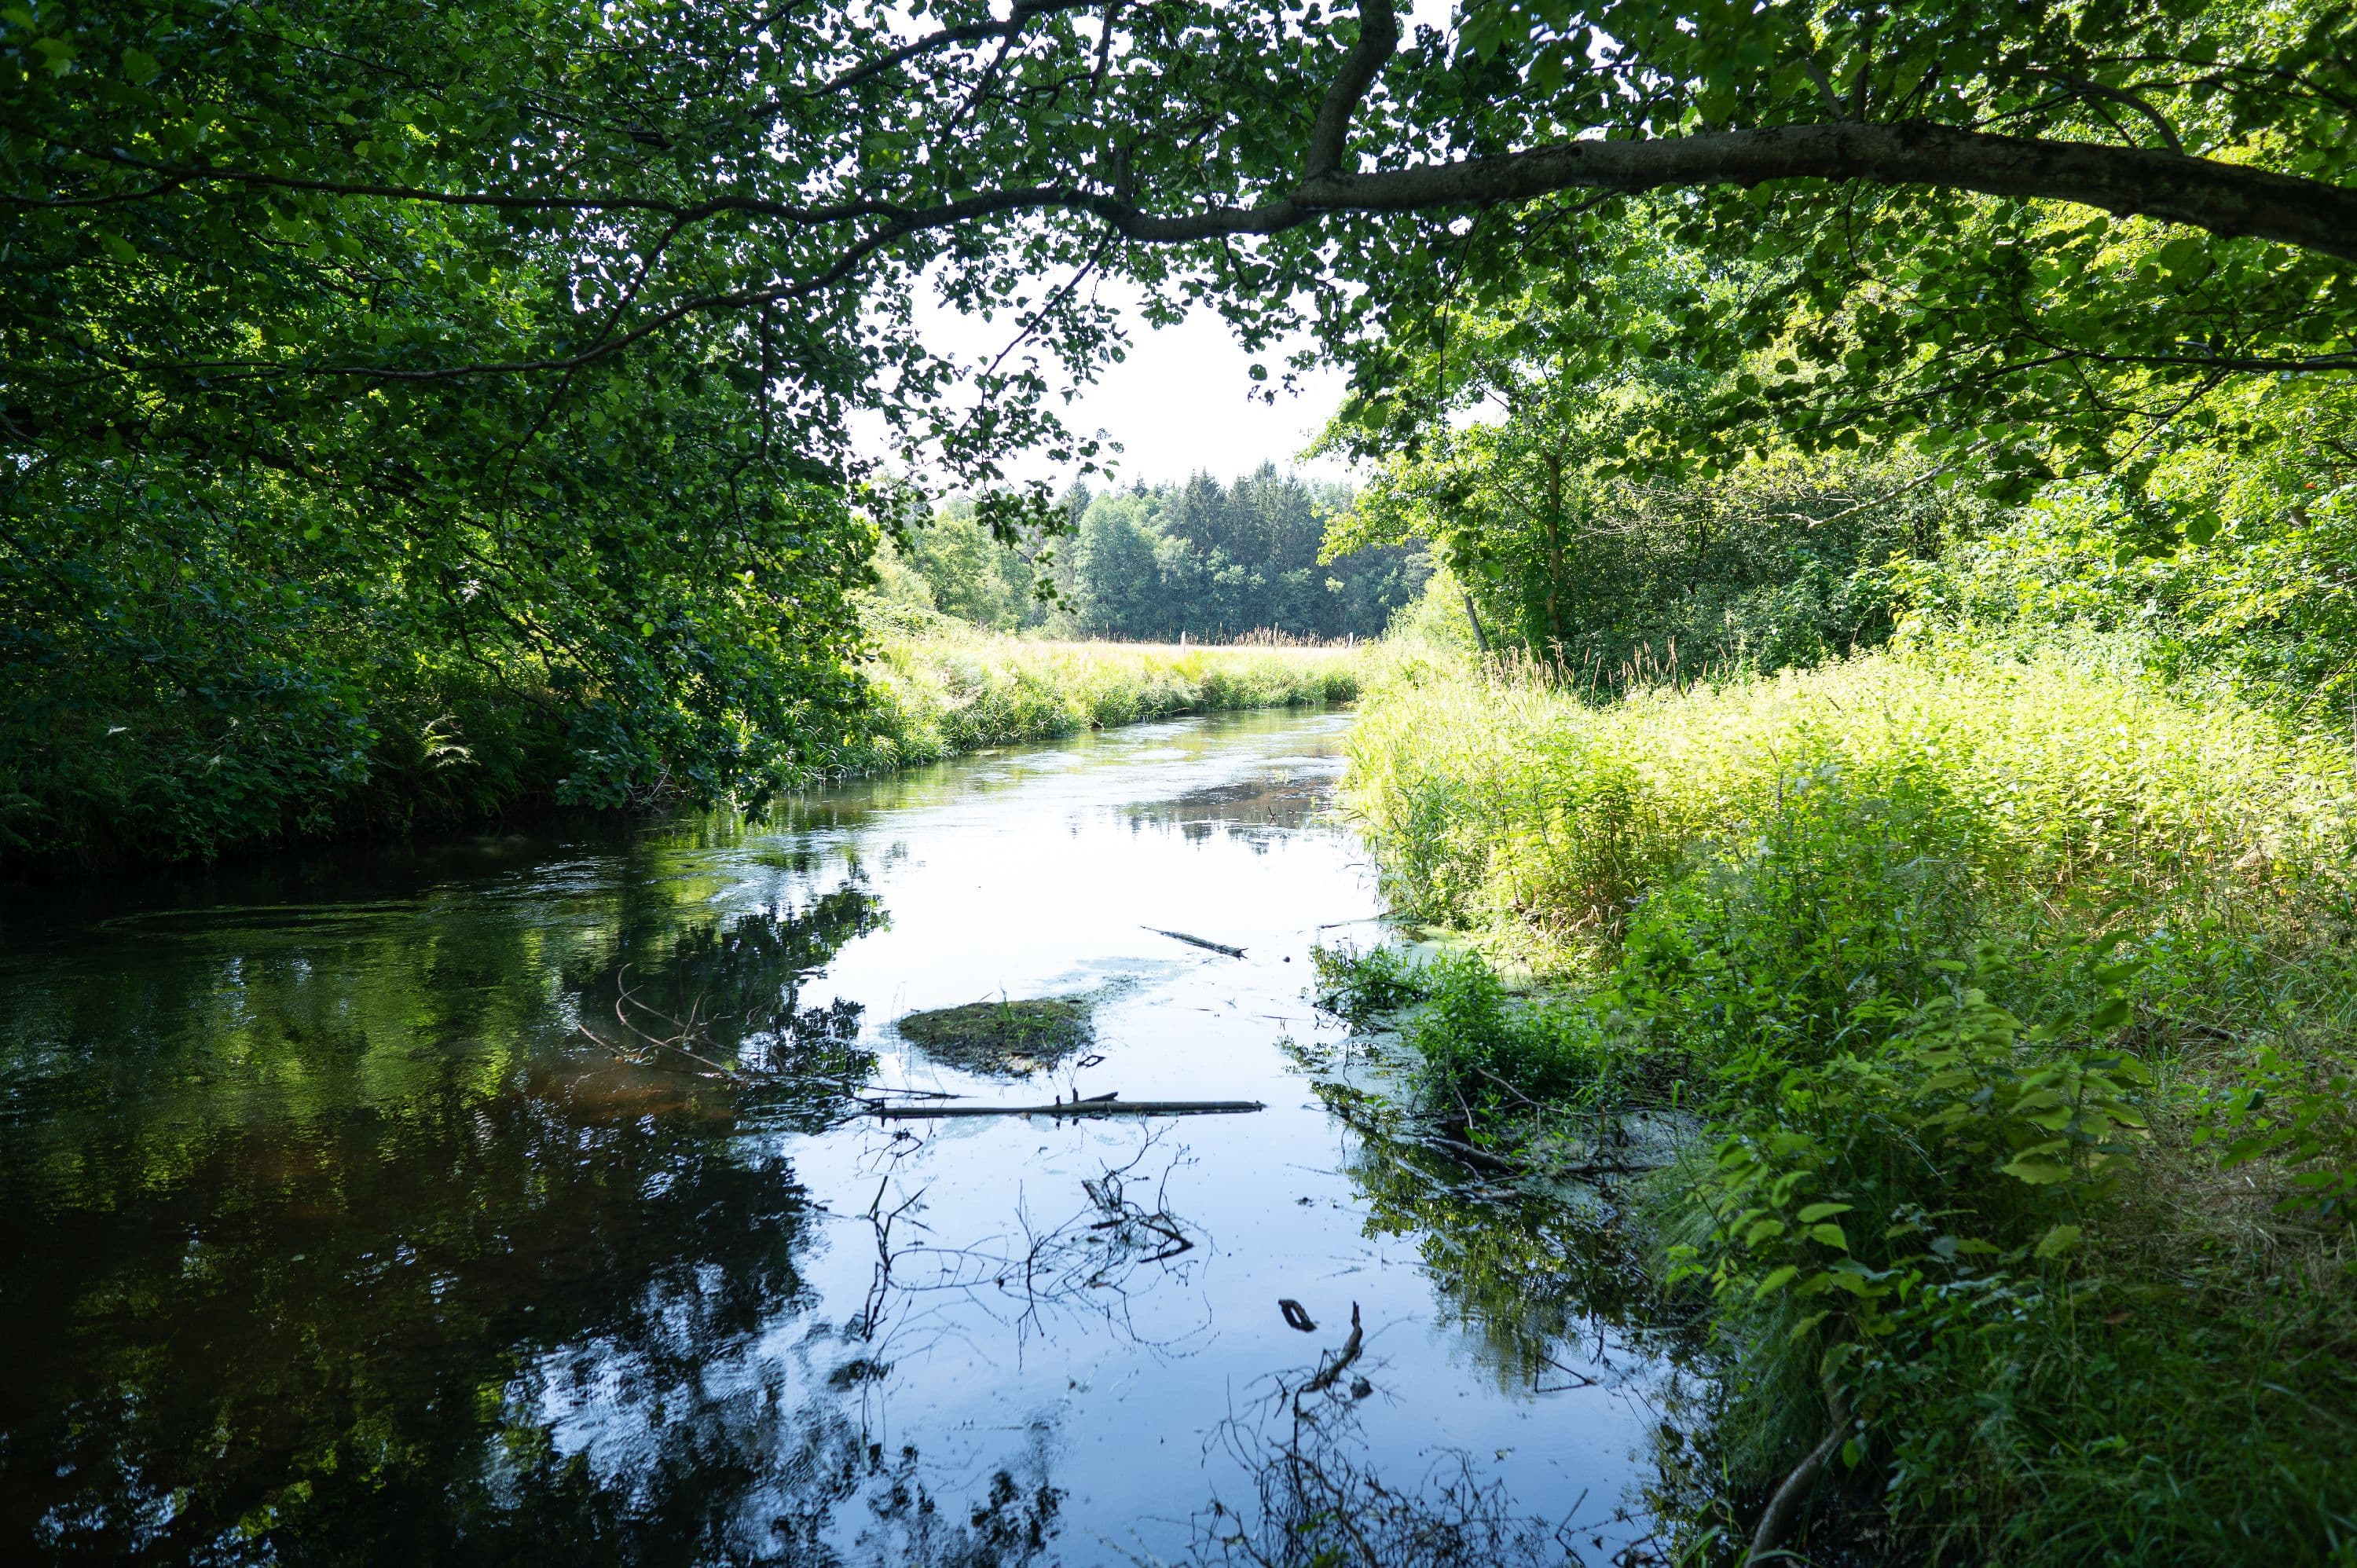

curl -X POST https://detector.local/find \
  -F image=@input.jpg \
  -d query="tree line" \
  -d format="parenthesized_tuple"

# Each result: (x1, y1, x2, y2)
(888, 468, 1422, 643)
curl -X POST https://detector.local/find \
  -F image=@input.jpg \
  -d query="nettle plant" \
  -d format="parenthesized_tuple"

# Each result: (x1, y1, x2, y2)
(1670, 950, 2152, 1386)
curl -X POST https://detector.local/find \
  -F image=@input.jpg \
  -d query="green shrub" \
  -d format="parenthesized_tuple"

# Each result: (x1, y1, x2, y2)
(1310, 942, 1435, 1024)
(1402, 949, 1628, 1123)
(1342, 638, 2357, 1561)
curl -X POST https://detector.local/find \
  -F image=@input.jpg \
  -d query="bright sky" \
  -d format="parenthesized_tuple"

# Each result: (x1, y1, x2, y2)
(1036, 300, 1355, 489)
(850, 0, 1455, 494)
(867, 280, 1354, 492)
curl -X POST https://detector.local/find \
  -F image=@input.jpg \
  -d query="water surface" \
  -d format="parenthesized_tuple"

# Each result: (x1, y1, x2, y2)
(1, 709, 1675, 1564)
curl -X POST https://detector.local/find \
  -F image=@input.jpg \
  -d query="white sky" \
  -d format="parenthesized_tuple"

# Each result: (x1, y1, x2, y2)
(853, 277, 1355, 493)
(1032, 302, 1354, 489)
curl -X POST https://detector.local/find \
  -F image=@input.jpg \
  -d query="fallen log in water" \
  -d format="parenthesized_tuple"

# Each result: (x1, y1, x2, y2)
(867, 1094, 1265, 1119)
(1142, 925, 1247, 958)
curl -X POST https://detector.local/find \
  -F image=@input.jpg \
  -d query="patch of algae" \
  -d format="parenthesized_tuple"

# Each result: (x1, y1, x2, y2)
(895, 997, 1094, 1076)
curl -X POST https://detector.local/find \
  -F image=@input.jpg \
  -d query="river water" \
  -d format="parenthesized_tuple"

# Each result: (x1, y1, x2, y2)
(1, 709, 1681, 1565)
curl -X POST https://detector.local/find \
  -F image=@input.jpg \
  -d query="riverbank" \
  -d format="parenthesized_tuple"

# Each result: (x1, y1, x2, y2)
(0, 618, 1362, 876)
(1329, 635, 2357, 1563)
(835, 625, 1362, 773)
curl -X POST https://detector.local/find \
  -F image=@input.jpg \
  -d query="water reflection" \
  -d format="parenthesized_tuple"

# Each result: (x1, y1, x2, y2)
(1, 712, 1681, 1564)
(0, 865, 900, 1561)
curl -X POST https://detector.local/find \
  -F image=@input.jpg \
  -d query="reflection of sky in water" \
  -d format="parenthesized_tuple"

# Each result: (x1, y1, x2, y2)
(0, 709, 1675, 1565)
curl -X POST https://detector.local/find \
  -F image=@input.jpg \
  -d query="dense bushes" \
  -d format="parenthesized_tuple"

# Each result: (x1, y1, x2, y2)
(1894, 380, 2357, 719)
(0, 447, 874, 872)
(1339, 642, 2357, 1562)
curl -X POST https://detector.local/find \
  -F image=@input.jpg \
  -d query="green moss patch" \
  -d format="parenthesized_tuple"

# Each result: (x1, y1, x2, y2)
(895, 997, 1094, 1076)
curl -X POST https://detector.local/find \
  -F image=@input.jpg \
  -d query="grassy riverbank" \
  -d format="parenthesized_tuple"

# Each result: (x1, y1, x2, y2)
(0, 613, 1358, 874)
(1333, 636, 2357, 1563)
(836, 626, 1362, 773)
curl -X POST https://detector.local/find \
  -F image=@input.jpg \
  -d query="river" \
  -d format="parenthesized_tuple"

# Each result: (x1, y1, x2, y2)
(0, 708, 1684, 1565)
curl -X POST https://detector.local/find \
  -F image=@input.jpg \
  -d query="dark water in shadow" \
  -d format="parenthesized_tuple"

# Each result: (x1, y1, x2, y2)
(0, 709, 1685, 1565)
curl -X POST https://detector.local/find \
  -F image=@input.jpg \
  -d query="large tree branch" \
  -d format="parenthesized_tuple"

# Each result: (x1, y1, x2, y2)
(53, 118, 2356, 393)
(1285, 122, 2357, 264)
(19, 112, 2351, 266)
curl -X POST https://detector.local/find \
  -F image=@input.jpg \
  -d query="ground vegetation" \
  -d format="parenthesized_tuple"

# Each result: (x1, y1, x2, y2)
(1332, 630, 2357, 1561)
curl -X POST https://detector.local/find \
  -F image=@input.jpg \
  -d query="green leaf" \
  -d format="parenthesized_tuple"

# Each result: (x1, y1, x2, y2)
(1796, 1201, 1853, 1223)
(1754, 1265, 1800, 1298)
(1806, 1222, 1849, 1251)
(122, 47, 161, 84)
(2034, 1223, 2084, 1258)
(2000, 1149, 2073, 1185)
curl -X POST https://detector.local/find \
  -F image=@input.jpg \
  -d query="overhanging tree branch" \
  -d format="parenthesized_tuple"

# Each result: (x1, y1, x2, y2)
(19, 113, 2352, 268)
(1284, 122, 2357, 265)
(23, 0, 2353, 399)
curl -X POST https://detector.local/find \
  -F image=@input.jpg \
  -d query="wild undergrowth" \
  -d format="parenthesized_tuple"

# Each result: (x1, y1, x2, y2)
(837, 618, 1362, 772)
(1334, 638, 2357, 1564)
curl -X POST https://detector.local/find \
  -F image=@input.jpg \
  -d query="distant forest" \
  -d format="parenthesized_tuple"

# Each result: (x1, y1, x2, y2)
(887, 467, 1427, 641)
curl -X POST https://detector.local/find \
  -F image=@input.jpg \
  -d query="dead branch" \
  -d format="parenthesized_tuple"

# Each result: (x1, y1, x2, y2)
(1296, 1302, 1365, 1401)
(1145, 925, 1248, 958)
(868, 1094, 1265, 1119)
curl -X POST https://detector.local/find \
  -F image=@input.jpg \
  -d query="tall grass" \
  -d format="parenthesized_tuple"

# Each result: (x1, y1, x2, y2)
(837, 624, 1362, 772)
(1350, 643, 2357, 960)
(1341, 638, 2357, 1563)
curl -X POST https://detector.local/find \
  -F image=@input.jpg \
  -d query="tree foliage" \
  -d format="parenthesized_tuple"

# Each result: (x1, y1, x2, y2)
(1058, 471, 1420, 642)
(1325, 228, 1990, 679)
(3, 0, 2352, 861)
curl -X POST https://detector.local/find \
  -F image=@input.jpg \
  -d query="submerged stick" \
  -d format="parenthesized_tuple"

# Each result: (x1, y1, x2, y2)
(1297, 1302, 1365, 1401)
(867, 1096, 1265, 1119)
(1144, 925, 1247, 958)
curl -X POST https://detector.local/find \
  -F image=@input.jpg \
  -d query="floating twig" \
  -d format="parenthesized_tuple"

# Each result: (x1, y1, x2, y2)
(1425, 1134, 1518, 1174)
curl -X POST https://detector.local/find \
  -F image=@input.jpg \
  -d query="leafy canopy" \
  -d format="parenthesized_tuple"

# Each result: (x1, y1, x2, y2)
(2, 0, 2352, 858)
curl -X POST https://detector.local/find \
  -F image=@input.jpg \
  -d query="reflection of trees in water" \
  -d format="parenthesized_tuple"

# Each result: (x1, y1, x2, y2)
(578, 882, 888, 1131)
(4, 1079, 810, 1562)
(1, 875, 1070, 1564)
(596, 881, 886, 1065)
(1332, 1103, 1688, 1401)
(1182, 1358, 1666, 1568)
(1124, 769, 1336, 854)
(1170, 1090, 1700, 1566)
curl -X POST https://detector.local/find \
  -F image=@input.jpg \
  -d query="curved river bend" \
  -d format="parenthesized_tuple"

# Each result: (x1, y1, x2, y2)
(1, 709, 1680, 1565)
